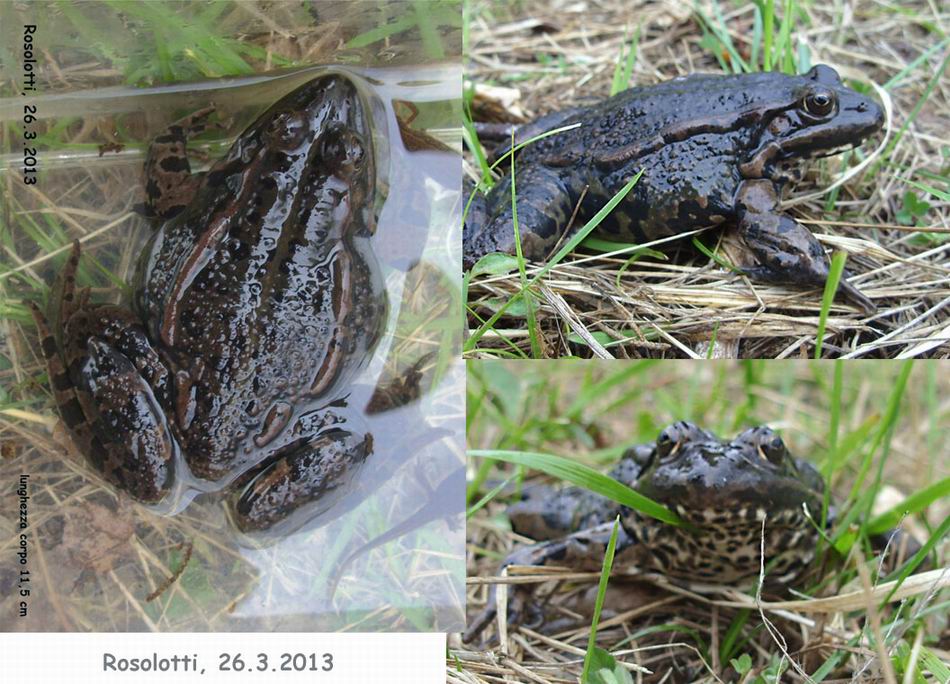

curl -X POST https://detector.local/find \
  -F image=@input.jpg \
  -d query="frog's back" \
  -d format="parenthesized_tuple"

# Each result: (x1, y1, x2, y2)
(131, 73, 385, 480)
(522, 71, 802, 163)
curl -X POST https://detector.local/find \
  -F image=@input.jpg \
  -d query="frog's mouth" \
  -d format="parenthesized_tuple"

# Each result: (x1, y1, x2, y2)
(741, 129, 873, 181)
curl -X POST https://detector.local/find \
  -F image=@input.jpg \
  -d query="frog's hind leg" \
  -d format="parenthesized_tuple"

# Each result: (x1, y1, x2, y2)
(505, 448, 651, 542)
(229, 429, 374, 534)
(508, 485, 625, 541)
(463, 164, 583, 269)
(462, 177, 490, 243)
(30, 301, 176, 503)
(29, 301, 97, 450)
(735, 179, 875, 312)
(47, 241, 83, 342)
(31, 245, 176, 503)
(462, 521, 635, 643)
(140, 106, 217, 220)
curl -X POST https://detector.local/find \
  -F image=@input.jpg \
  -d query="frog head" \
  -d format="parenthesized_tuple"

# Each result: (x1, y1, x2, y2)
(629, 422, 826, 583)
(740, 65, 884, 183)
(636, 421, 825, 519)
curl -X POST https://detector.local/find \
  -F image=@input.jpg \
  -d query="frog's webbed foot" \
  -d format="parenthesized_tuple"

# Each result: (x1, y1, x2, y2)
(364, 351, 436, 415)
(141, 106, 218, 220)
(229, 428, 373, 534)
(464, 521, 633, 643)
(463, 165, 583, 270)
(735, 180, 875, 313)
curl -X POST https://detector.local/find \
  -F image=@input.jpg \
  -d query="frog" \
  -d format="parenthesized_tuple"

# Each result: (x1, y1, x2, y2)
(463, 65, 884, 312)
(29, 73, 387, 537)
(464, 422, 832, 641)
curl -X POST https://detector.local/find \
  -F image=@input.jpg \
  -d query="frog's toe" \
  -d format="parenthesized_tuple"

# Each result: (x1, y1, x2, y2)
(836, 275, 876, 314)
(462, 584, 531, 644)
(462, 604, 499, 644)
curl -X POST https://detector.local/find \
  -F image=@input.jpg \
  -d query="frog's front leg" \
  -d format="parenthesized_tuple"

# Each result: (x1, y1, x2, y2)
(508, 447, 652, 541)
(735, 179, 875, 312)
(463, 164, 584, 269)
(229, 427, 373, 534)
(141, 106, 216, 220)
(463, 520, 636, 643)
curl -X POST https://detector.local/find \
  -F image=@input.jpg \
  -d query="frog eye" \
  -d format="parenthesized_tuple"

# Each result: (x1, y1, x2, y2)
(801, 89, 836, 117)
(265, 113, 309, 149)
(757, 432, 788, 465)
(320, 126, 366, 176)
(656, 421, 696, 459)
(656, 429, 675, 458)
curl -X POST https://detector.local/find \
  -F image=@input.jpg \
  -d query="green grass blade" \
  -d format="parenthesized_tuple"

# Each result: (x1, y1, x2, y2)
(883, 38, 949, 89)
(865, 476, 950, 535)
(829, 360, 842, 455)
(814, 251, 847, 358)
(566, 361, 656, 419)
(466, 475, 516, 519)
(918, 647, 950, 682)
(465, 172, 642, 351)
(462, 106, 493, 188)
(508, 134, 542, 357)
(761, 0, 775, 71)
(581, 516, 621, 684)
(487, 123, 581, 174)
(904, 178, 950, 202)
(880, 513, 949, 602)
(468, 449, 684, 526)
(610, 27, 640, 97)
(776, 0, 795, 74)
(883, 50, 950, 161)
(719, 609, 751, 665)
(832, 361, 913, 545)
(750, 3, 762, 70)
(691, 236, 742, 273)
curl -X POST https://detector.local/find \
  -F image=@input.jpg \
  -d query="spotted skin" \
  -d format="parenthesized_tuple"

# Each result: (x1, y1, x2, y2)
(31, 75, 390, 538)
(140, 106, 217, 220)
(29, 242, 175, 503)
(464, 422, 828, 642)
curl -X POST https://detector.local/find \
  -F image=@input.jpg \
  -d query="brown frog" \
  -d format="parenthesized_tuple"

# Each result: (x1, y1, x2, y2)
(464, 66, 884, 311)
(30, 74, 387, 536)
(465, 422, 921, 641)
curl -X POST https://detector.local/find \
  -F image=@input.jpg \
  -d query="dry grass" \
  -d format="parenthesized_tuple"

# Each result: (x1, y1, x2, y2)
(463, 0, 950, 359)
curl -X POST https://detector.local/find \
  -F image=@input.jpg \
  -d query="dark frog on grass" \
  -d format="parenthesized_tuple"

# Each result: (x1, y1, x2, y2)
(464, 65, 884, 311)
(465, 422, 841, 641)
(30, 74, 388, 538)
